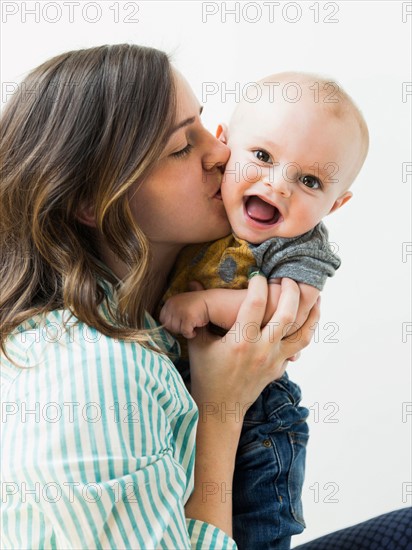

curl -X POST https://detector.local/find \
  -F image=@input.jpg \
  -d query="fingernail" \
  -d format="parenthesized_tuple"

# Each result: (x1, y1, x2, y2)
(248, 267, 264, 280)
(317, 296, 322, 305)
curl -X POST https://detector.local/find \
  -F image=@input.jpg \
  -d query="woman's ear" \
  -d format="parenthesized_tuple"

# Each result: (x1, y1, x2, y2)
(76, 202, 97, 228)
(216, 123, 228, 144)
(328, 191, 353, 215)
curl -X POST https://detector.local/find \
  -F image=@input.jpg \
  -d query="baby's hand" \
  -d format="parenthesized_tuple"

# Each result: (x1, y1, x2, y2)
(159, 291, 210, 339)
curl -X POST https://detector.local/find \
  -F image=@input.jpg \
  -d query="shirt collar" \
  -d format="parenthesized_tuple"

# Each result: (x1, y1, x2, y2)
(97, 275, 180, 356)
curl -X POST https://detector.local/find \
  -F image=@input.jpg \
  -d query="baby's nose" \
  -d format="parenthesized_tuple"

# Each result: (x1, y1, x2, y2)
(263, 175, 292, 197)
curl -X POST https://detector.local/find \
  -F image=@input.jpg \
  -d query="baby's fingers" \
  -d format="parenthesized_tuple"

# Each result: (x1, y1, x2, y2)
(181, 327, 196, 339)
(159, 307, 175, 334)
(188, 280, 205, 292)
(181, 315, 209, 339)
(159, 304, 168, 326)
(181, 318, 200, 339)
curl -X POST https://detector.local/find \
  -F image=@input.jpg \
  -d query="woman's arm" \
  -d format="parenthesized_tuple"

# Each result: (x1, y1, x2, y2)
(184, 405, 242, 536)
(185, 276, 320, 536)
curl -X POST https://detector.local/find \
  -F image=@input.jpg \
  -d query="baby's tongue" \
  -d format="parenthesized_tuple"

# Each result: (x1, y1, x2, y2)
(246, 196, 276, 222)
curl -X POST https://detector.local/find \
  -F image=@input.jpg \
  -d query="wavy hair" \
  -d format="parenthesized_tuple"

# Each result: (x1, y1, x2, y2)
(0, 44, 177, 365)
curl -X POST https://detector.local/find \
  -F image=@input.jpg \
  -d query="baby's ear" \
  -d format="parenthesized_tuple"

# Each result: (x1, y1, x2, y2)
(328, 191, 353, 214)
(216, 123, 228, 144)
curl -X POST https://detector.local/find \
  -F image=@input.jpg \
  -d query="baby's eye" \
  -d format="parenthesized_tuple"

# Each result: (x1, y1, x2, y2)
(299, 175, 322, 190)
(253, 150, 273, 164)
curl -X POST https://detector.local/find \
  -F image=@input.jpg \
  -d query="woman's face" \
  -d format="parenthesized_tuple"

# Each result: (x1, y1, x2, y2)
(128, 71, 231, 247)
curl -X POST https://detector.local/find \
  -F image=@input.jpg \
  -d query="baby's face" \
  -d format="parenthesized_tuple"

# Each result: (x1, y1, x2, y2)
(220, 94, 362, 243)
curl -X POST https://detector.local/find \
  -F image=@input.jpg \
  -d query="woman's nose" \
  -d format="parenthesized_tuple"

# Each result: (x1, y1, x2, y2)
(202, 132, 230, 172)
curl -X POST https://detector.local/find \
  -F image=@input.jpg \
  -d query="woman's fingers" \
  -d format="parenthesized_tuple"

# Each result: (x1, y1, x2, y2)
(235, 277, 303, 349)
(281, 296, 321, 357)
(290, 284, 320, 335)
(235, 273, 268, 332)
(262, 278, 300, 341)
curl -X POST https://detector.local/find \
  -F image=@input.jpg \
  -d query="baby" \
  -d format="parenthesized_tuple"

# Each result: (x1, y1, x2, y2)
(160, 72, 369, 549)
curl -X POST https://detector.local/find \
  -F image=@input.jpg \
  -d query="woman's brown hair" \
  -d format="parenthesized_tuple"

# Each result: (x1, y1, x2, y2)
(0, 44, 177, 365)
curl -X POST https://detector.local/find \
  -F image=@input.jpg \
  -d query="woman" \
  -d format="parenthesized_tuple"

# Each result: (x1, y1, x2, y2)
(0, 43, 319, 549)
(1, 44, 410, 549)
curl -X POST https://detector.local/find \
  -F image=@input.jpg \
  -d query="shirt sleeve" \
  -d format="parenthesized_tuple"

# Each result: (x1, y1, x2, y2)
(186, 519, 237, 549)
(252, 222, 341, 290)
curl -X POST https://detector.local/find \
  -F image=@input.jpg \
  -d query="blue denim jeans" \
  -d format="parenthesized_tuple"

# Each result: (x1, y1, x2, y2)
(294, 507, 412, 549)
(232, 372, 309, 550)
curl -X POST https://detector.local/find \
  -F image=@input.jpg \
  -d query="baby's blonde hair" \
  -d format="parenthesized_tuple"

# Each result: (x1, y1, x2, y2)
(264, 72, 367, 144)
(230, 71, 369, 187)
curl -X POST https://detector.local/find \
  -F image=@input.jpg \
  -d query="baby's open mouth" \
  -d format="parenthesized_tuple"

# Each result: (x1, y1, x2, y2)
(245, 196, 281, 225)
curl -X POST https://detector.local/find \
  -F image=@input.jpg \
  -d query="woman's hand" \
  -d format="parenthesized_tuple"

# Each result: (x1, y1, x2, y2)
(263, 279, 320, 336)
(187, 276, 320, 415)
(184, 276, 319, 536)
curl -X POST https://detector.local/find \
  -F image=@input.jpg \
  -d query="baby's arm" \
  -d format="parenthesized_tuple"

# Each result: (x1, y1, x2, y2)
(160, 288, 249, 339)
(159, 282, 311, 339)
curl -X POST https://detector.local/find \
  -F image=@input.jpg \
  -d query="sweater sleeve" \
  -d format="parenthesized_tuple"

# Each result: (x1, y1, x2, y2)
(251, 222, 341, 290)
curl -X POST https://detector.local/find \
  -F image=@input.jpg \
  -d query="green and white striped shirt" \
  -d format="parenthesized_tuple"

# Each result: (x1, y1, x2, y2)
(1, 280, 237, 549)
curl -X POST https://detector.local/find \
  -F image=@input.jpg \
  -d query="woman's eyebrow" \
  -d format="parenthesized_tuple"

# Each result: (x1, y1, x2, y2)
(170, 106, 203, 135)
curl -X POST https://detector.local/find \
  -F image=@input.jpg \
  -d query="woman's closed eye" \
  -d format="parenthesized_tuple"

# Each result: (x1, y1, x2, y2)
(171, 143, 193, 159)
(253, 149, 273, 164)
(299, 174, 322, 190)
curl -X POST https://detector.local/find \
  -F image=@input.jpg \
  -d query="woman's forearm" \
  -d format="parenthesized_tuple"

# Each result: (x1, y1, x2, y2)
(185, 278, 321, 538)
(184, 409, 243, 537)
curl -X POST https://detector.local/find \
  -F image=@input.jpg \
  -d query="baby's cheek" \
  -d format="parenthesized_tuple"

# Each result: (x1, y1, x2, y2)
(290, 205, 320, 234)
(221, 174, 240, 206)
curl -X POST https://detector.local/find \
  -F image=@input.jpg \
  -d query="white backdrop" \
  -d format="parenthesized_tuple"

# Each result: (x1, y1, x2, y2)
(1, 1, 411, 545)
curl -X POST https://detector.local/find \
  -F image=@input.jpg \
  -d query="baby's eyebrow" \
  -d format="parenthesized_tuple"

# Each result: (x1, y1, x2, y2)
(254, 137, 278, 151)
